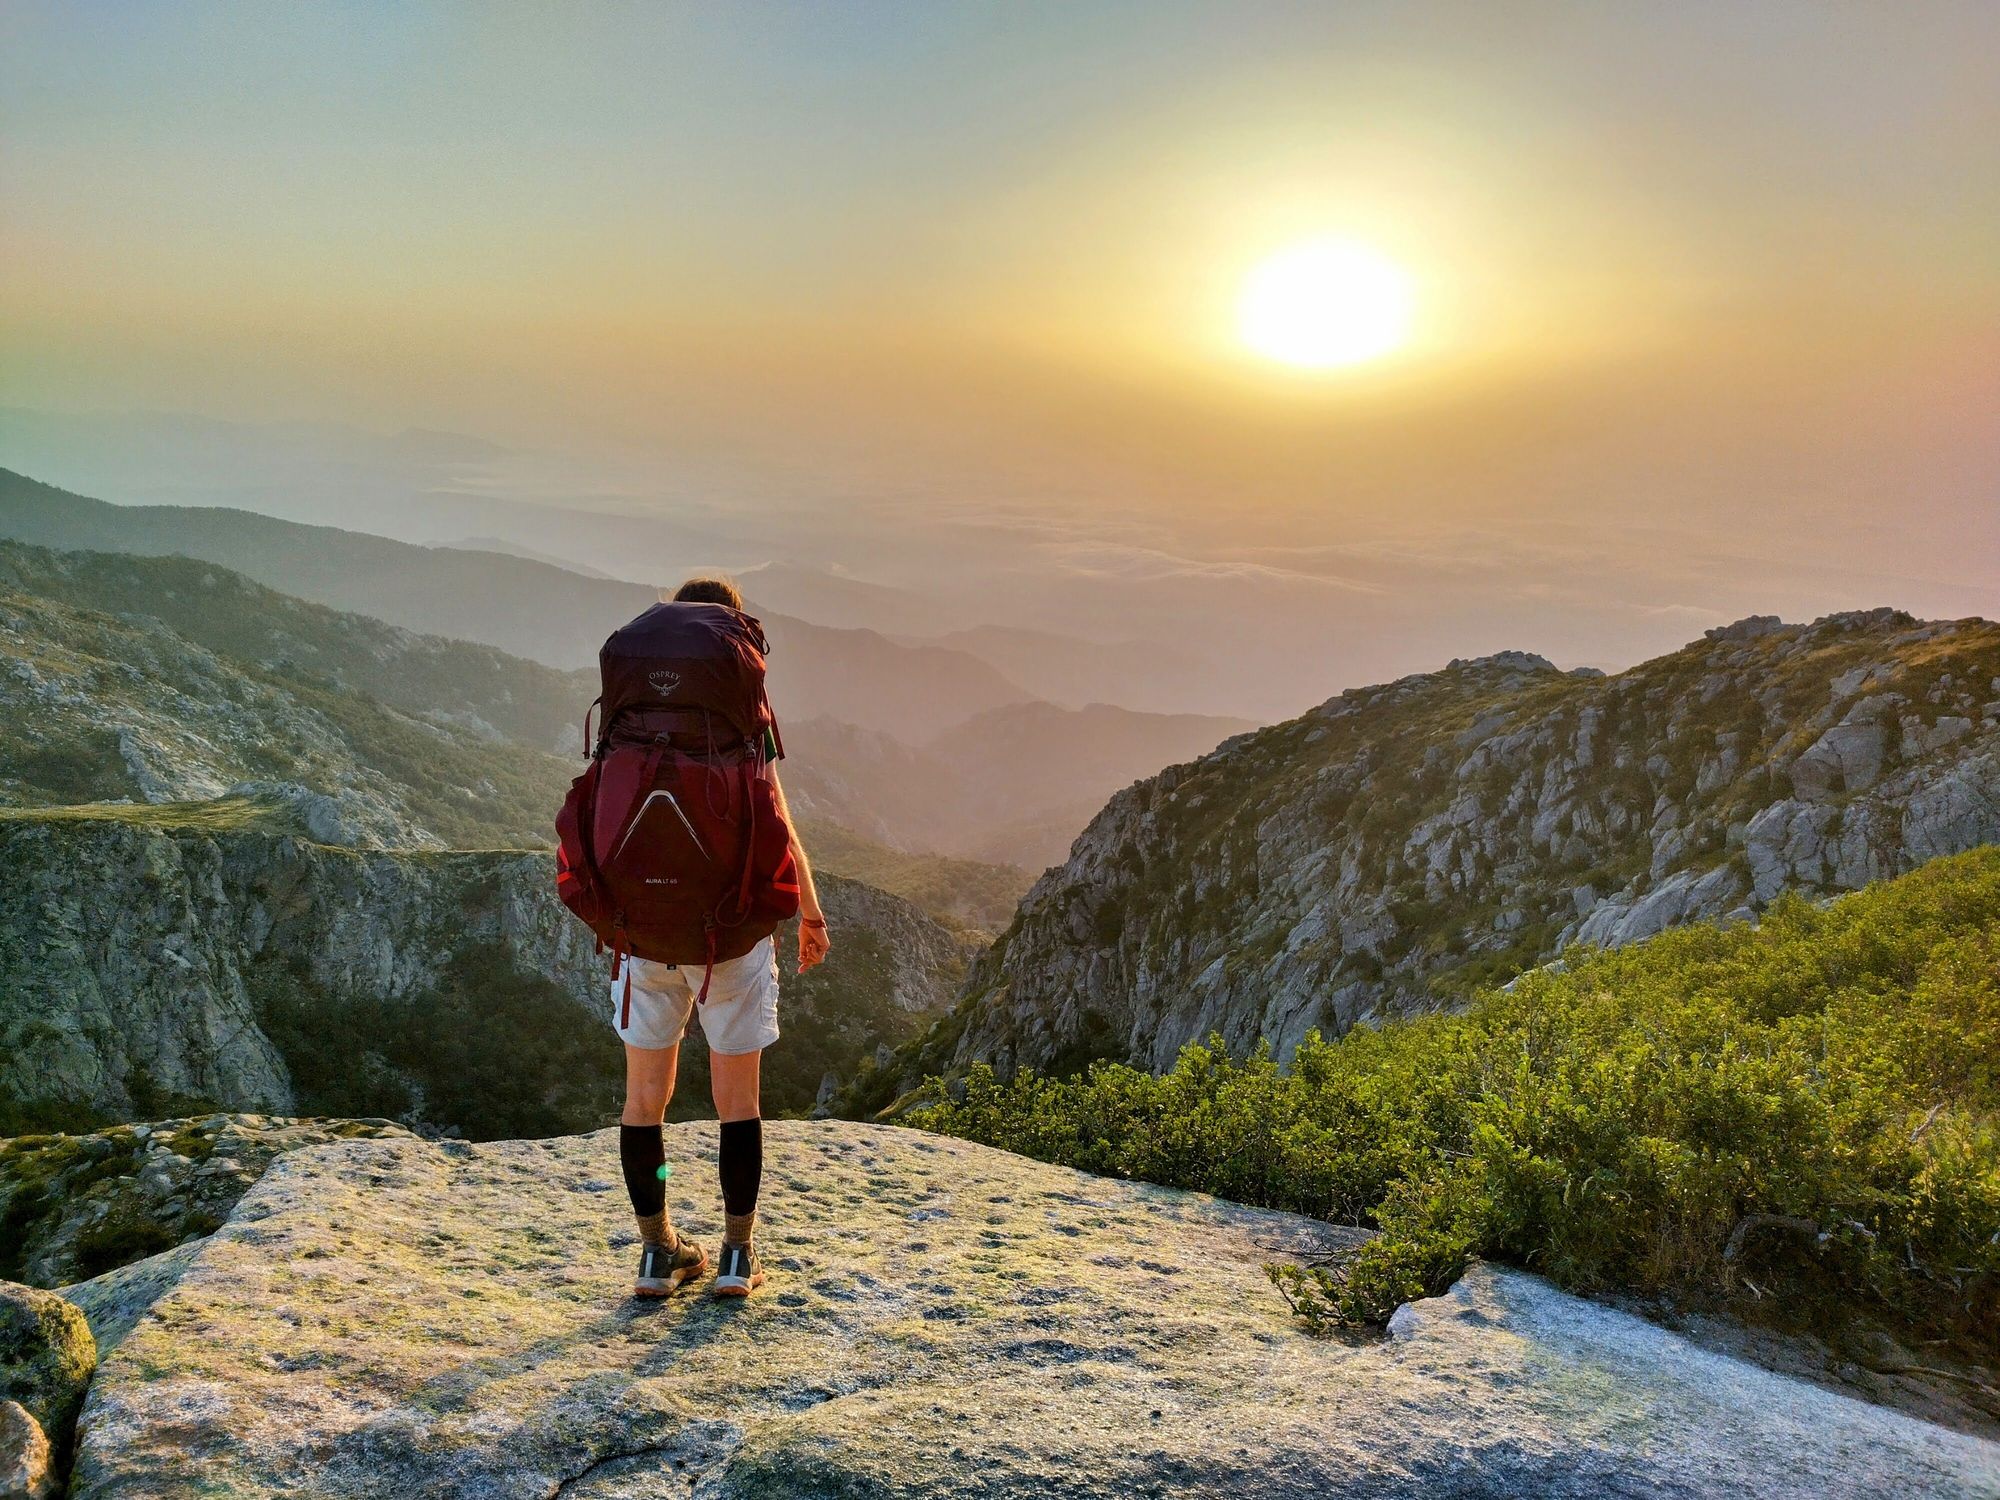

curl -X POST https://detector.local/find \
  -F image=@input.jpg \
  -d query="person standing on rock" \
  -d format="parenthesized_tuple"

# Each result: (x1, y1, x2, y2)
(555, 575, 829, 1300)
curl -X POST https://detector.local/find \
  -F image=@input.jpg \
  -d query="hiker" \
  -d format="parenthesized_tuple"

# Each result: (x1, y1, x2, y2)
(554, 575, 828, 1300)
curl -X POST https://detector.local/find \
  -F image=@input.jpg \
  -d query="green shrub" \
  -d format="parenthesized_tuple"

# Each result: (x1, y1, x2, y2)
(907, 847, 2000, 1343)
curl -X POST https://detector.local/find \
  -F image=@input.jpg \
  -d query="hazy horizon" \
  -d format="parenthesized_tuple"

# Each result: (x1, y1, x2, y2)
(4, 2, 1996, 720)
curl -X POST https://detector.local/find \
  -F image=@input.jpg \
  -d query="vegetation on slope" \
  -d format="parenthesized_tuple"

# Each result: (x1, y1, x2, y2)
(876, 612, 2000, 1095)
(908, 847, 2000, 1350)
(258, 898, 966, 1137)
(252, 951, 622, 1140)
(794, 817, 1032, 935)
(0, 793, 299, 836)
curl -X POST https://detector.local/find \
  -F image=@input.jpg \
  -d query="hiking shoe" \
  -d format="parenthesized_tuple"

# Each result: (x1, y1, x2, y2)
(712, 1241, 765, 1297)
(634, 1235, 707, 1298)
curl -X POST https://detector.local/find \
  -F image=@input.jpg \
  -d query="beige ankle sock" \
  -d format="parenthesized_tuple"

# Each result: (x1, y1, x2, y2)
(636, 1210, 674, 1248)
(724, 1210, 756, 1248)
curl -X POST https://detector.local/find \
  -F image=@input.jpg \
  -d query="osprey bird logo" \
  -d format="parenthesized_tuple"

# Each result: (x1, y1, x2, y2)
(648, 669, 682, 696)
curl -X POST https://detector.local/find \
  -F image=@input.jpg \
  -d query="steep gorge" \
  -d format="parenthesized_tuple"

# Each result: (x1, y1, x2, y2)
(0, 811, 968, 1134)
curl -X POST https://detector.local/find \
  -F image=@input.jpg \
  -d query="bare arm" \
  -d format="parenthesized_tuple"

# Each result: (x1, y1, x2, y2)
(769, 766, 829, 968)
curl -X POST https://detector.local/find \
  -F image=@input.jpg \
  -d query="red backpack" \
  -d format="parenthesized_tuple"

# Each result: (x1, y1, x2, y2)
(555, 602, 800, 1024)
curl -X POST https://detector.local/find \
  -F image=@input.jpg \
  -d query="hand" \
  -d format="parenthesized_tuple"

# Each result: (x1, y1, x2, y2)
(797, 916, 830, 973)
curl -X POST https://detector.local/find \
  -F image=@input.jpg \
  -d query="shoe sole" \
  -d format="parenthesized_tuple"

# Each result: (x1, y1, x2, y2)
(634, 1253, 708, 1299)
(711, 1273, 765, 1298)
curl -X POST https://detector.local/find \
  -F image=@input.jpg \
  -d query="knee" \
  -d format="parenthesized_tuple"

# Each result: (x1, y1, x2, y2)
(622, 1086, 668, 1124)
(710, 1067, 760, 1123)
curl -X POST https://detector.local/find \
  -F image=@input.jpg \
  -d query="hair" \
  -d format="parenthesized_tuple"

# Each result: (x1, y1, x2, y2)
(670, 574, 744, 611)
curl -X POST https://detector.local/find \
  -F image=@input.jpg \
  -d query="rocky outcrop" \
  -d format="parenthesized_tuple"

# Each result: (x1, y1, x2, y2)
(60, 1122, 2000, 1497)
(0, 1115, 416, 1288)
(0, 816, 965, 1128)
(0, 1281, 94, 1491)
(863, 611, 2000, 1091)
(0, 1396, 55, 1500)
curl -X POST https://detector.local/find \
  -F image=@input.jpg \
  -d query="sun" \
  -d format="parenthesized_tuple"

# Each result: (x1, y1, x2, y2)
(1237, 238, 1415, 369)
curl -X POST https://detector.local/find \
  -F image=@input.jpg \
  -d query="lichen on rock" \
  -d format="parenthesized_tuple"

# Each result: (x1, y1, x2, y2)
(64, 1122, 2000, 1498)
(0, 1398, 55, 1500)
(0, 1281, 95, 1479)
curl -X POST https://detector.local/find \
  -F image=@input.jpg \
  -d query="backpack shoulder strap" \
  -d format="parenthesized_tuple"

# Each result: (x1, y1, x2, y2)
(572, 756, 608, 894)
(760, 686, 784, 761)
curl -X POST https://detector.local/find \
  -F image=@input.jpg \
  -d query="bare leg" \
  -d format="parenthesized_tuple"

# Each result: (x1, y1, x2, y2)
(709, 1048, 761, 1123)
(622, 1040, 681, 1125)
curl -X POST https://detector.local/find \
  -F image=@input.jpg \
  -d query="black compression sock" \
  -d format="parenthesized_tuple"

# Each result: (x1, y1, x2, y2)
(718, 1117, 762, 1242)
(619, 1124, 666, 1218)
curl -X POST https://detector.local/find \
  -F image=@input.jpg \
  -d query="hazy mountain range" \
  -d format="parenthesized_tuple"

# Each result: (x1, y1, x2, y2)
(0, 467, 1030, 744)
(18, 404, 1992, 733)
(14, 450, 1998, 1162)
(0, 468, 1254, 869)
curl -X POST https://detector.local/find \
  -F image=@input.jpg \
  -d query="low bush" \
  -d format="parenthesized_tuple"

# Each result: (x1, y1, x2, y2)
(907, 847, 2000, 1343)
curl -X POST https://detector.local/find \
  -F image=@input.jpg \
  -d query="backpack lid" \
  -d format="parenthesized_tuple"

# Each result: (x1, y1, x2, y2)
(598, 601, 772, 741)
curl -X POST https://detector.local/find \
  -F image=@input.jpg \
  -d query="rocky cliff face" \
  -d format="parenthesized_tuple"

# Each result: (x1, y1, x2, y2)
(0, 814, 590, 1123)
(868, 611, 2000, 1090)
(54, 1122, 2000, 1498)
(0, 814, 966, 1131)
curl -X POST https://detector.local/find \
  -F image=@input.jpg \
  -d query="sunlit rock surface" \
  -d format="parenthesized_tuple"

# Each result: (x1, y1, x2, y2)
(68, 1122, 1999, 1498)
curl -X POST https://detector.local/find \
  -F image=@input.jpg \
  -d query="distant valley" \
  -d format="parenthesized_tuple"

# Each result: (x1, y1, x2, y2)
(0, 468, 1255, 866)
(783, 701, 1252, 870)
(0, 464, 1262, 1137)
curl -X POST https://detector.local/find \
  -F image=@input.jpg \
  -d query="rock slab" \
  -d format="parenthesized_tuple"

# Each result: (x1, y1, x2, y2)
(0, 1399, 54, 1500)
(71, 1122, 2000, 1499)
(0, 1283, 93, 1471)
(2, 1115, 416, 1289)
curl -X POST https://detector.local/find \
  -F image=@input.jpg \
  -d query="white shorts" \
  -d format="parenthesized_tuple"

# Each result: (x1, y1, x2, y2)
(612, 936, 781, 1056)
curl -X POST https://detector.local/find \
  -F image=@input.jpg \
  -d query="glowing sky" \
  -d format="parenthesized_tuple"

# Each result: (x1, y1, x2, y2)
(2, 1, 1996, 694)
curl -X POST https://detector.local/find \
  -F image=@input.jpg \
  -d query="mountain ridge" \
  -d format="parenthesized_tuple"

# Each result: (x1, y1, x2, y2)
(849, 607, 2000, 1101)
